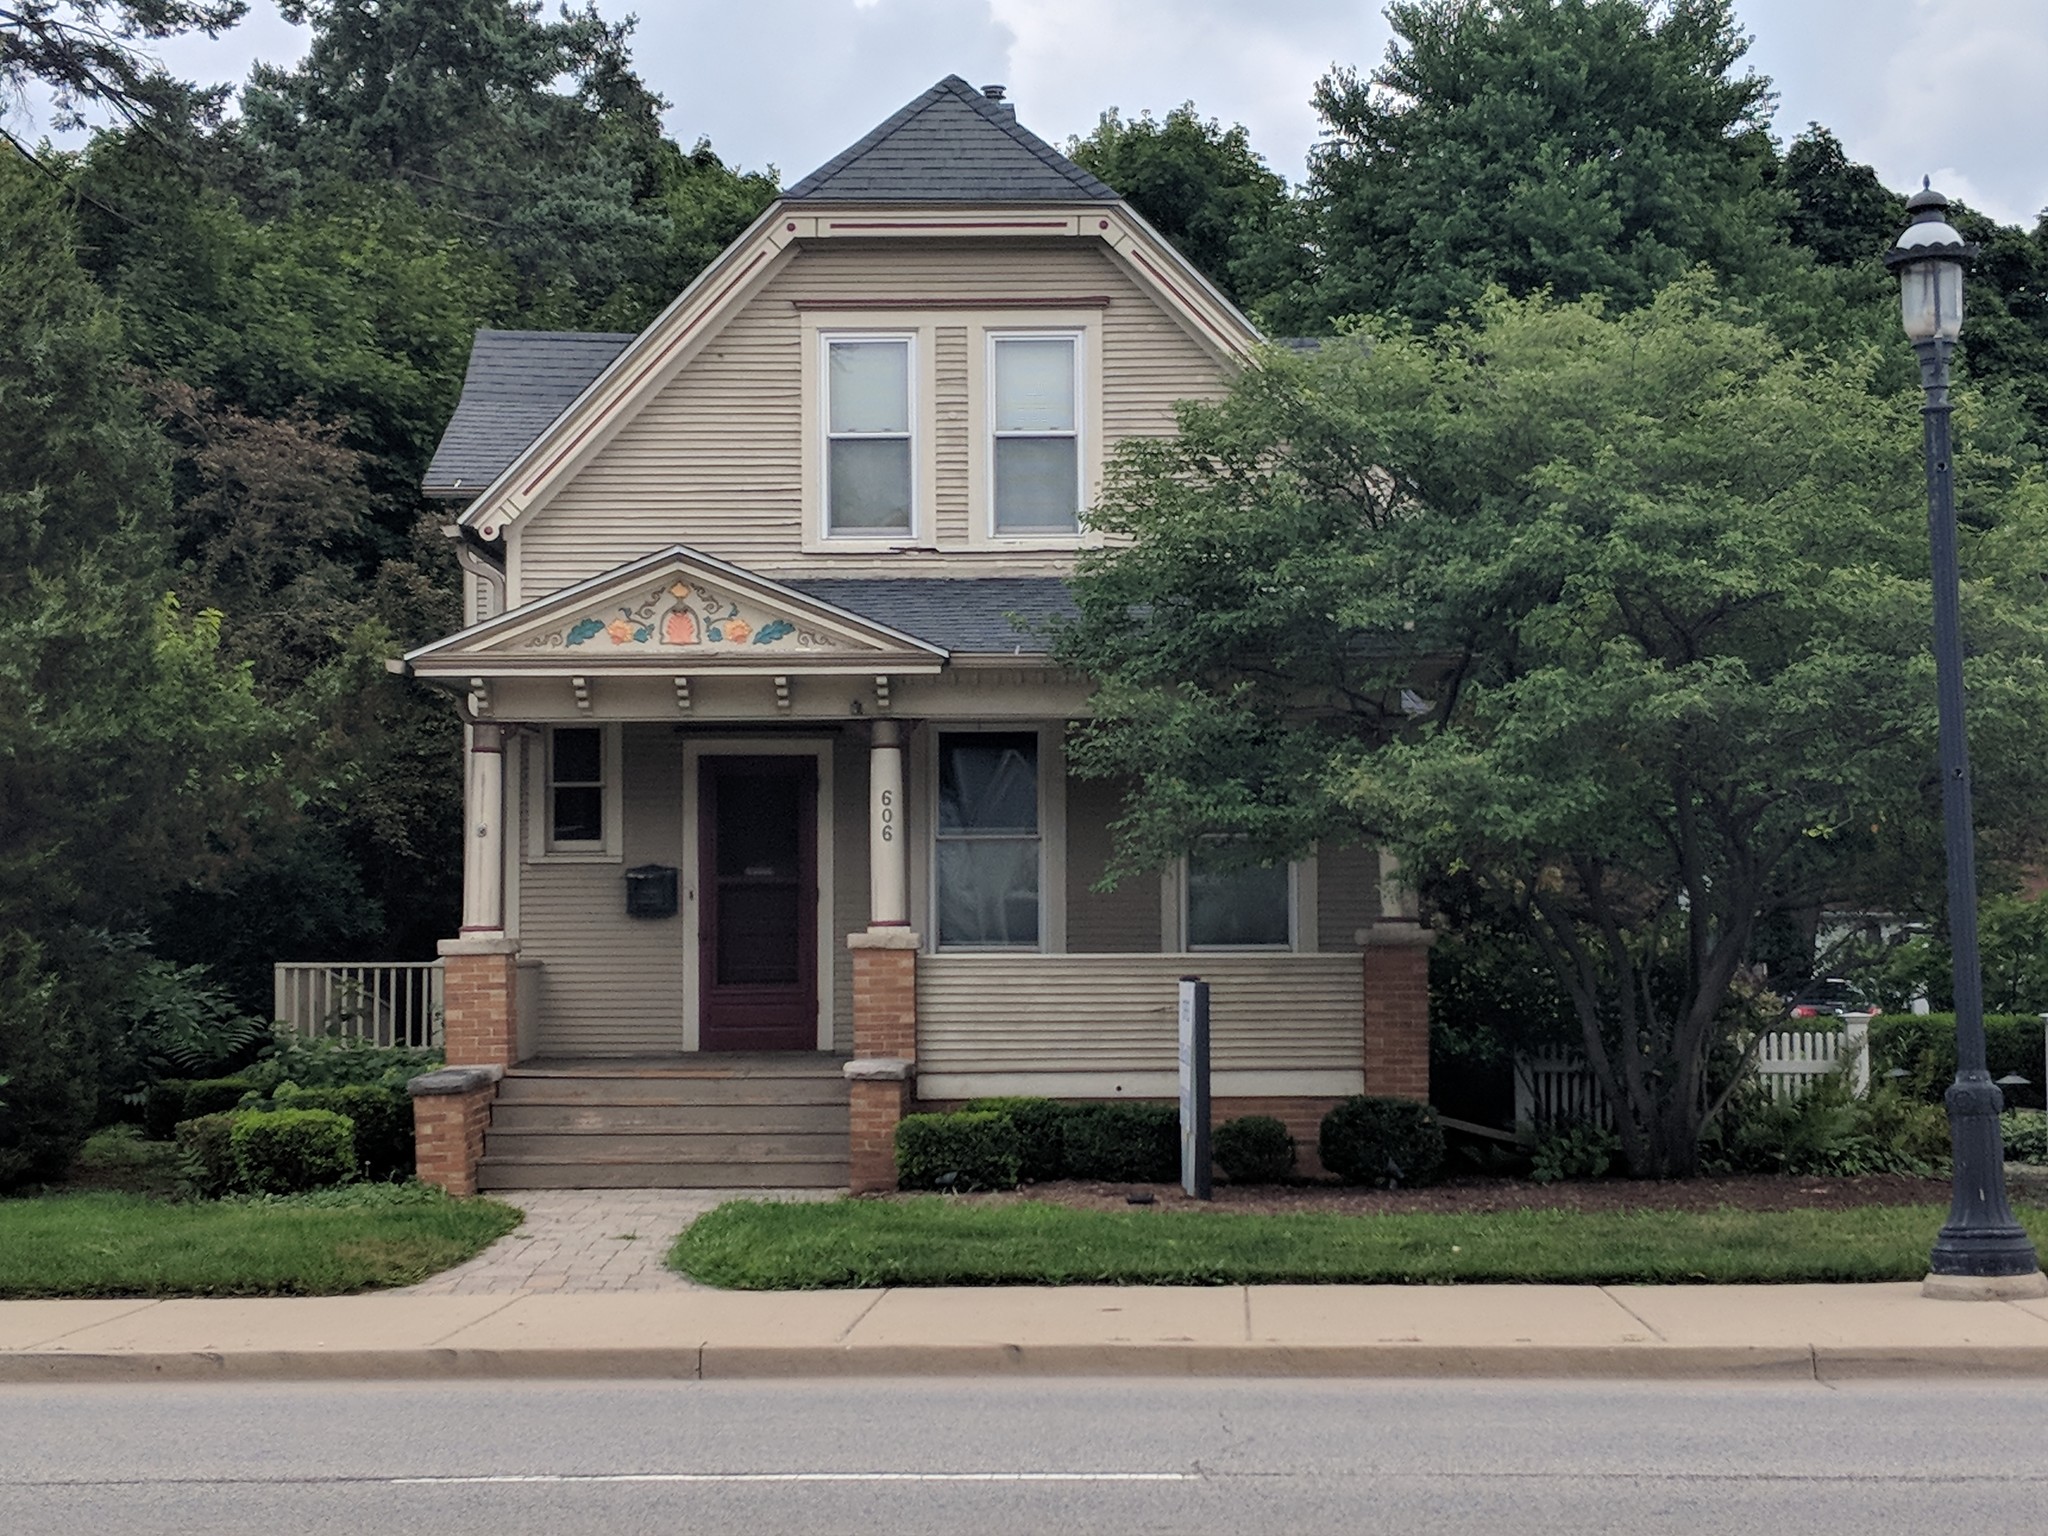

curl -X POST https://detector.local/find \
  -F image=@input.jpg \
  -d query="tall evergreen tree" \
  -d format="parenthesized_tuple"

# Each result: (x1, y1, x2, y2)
(1270, 0, 1792, 332)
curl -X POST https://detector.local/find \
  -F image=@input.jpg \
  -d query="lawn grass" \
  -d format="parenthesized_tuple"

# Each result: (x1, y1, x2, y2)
(0, 1185, 522, 1298)
(671, 1196, 2048, 1289)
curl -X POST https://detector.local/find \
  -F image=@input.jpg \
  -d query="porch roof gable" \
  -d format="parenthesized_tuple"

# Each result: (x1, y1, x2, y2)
(403, 546, 951, 678)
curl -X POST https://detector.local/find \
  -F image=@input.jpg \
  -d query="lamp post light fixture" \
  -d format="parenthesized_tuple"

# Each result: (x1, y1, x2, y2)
(1885, 182, 2048, 1299)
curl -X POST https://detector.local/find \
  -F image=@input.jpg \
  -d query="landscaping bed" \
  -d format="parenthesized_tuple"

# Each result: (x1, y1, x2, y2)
(671, 1194, 2048, 1291)
(0, 1185, 521, 1298)
(965, 1172, 1962, 1217)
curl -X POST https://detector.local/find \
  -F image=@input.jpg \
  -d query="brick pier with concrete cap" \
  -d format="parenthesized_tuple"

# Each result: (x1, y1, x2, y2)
(846, 926, 921, 1194)
(7, 1281, 2048, 1382)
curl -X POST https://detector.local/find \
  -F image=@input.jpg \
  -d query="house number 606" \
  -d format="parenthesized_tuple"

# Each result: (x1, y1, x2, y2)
(879, 788, 894, 842)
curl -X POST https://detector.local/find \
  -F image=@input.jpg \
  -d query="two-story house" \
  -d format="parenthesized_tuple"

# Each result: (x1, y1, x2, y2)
(398, 77, 1433, 1195)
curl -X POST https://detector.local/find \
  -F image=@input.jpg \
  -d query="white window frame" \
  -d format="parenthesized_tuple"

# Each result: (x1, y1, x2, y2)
(817, 329, 921, 544)
(527, 723, 622, 863)
(926, 723, 1066, 954)
(1162, 844, 1317, 953)
(983, 328, 1086, 544)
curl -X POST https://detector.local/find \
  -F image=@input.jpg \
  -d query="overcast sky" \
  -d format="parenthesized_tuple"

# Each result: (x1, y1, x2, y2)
(16, 0, 2048, 228)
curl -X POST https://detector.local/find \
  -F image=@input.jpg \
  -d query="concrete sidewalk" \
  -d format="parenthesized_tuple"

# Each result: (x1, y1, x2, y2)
(5, 1282, 2048, 1383)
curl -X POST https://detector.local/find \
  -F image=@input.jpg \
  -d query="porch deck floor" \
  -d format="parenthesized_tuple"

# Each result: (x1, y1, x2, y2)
(511, 1053, 852, 1079)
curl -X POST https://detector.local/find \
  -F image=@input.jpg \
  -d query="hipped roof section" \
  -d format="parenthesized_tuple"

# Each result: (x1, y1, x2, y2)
(783, 75, 1117, 204)
(423, 330, 633, 497)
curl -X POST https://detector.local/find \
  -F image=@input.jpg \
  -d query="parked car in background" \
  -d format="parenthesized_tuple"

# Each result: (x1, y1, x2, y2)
(1786, 977, 1878, 1019)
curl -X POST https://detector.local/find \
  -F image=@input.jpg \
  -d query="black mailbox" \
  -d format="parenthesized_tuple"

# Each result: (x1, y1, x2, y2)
(624, 864, 678, 919)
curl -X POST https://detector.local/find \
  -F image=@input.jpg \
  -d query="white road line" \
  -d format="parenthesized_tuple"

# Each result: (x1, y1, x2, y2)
(389, 1472, 1195, 1486)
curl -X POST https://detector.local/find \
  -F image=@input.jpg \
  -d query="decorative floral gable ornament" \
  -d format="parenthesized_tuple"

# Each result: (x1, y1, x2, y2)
(525, 581, 848, 652)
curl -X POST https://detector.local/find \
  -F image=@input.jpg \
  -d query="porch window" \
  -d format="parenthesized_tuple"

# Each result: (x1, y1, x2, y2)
(990, 334, 1079, 535)
(825, 335, 914, 535)
(547, 726, 606, 848)
(936, 732, 1040, 947)
(1186, 839, 1292, 949)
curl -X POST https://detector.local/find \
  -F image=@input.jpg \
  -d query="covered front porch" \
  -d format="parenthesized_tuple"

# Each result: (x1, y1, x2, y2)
(393, 545, 1434, 1191)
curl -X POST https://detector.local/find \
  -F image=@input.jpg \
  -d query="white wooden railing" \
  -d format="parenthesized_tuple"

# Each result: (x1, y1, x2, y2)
(272, 961, 444, 1048)
(1515, 1016, 1873, 1129)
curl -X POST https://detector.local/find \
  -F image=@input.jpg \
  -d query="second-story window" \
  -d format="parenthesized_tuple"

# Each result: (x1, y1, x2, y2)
(990, 334, 1079, 535)
(826, 335, 914, 535)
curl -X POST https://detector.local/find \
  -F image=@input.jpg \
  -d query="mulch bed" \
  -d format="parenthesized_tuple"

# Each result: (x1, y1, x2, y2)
(932, 1173, 1960, 1217)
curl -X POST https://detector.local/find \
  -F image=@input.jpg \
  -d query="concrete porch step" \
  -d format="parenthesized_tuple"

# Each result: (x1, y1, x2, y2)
(491, 1101, 851, 1133)
(483, 1129, 850, 1163)
(475, 1159, 850, 1190)
(495, 1076, 850, 1108)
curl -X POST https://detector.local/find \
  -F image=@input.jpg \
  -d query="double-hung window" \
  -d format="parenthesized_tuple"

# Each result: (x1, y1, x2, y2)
(546, 726, 606, 850)
(935, 732, 1041, 947)
(825, 335, 914, 536)
(990, 334, 1080, 535)
(1185, 838, 1292, 948)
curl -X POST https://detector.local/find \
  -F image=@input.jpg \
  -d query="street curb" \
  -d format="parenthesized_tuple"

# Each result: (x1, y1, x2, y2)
(7, 1342, 2048, 1384)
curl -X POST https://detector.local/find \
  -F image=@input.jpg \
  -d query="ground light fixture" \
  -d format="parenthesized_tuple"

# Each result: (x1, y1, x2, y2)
(1885, 183, 2048, 1299)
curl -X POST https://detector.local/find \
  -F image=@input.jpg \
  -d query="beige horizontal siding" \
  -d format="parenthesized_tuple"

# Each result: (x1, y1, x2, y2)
(1064, 774, 1159, 953)
(520, 724, 687, 1055)
(916, 953, 1362, 1076)
(1315, 842, 1381, 952)
(512, 240, 1232, 596)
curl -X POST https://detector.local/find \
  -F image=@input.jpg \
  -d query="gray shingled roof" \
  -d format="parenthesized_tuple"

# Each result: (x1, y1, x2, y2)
(786, 577, 1075, 654)
(784, 76, 1116, 204)
(423, 329, 633, 497)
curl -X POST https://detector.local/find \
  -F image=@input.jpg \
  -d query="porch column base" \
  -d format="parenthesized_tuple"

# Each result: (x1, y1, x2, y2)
(438, 935, 520, 1069)
(847, 929, 920, 1190)
(408, 1066, 504, 1197)
(845, 1057, 915, 1194)
(1360, 921, 1435, 1102)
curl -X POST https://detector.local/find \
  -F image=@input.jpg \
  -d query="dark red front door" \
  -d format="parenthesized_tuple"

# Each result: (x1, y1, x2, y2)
(699, 756, 818, 1052)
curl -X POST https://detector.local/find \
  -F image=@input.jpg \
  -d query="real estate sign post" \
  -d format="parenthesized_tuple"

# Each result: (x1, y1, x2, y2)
(1178, 976, 1212, 1200)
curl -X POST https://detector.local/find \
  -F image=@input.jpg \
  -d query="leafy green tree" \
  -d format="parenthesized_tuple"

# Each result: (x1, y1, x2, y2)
(1271, 0, 1793, 333)
(1067, 103, 1307, 311)
(1059, 280, 2048, 1176)
(1, 0, 244, 136)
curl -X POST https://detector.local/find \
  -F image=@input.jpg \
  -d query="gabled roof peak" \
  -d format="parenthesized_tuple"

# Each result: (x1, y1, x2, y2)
(784, 74, 1117, 204)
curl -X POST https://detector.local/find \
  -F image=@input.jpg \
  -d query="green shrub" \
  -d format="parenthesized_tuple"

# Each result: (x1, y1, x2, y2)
(1869, 1015, 2046, 1110)
(271, 1083, 413, 1180)
(1721, 1075, 1948, 1177)
(244, 1031, 442, 1093)
(1061, 1102, 1180, 1183)
(962, 1096, 1068, 1182)
(230, 1108, 356, 1195)
(1213, 1115, 1296, 1184)
(0, 933, 98, 1191)
(2003, 1110, 2048, 1165)
(1319, 1097, 1446, 1187)
(894, 1112, 1023, 1191)
(174, 1111, 245, 1198)
(142, 1076, 260, 1140)
(1530, 1122, 1622, 1183)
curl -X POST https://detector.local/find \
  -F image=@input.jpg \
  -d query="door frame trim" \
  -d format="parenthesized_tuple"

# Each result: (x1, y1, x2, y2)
(681, 737, 835, 1051)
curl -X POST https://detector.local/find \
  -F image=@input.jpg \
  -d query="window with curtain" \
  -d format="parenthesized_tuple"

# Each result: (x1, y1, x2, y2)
(826, 336, 913, 534)
(1186, 840, 1291, 948)
(936, 732, 1040, 947)
(547, 727, 605, 847)
(991, 334, 1078, 534)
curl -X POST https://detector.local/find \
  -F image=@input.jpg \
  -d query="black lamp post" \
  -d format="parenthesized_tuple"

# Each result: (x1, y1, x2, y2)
(1885, 183, 2048, 1299)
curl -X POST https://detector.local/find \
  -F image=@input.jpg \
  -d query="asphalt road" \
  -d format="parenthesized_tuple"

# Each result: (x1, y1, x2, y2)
(5, 1377, 2048, 1535)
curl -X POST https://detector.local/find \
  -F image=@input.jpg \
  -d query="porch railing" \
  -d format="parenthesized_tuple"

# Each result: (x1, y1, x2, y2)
(272, 961, 445, 1049)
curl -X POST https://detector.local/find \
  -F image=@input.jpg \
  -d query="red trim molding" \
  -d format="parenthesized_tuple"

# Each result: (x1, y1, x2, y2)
(791, 296, 1111, 310)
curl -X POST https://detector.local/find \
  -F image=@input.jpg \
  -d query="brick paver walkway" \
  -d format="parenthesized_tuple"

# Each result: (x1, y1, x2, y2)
(403, 1188, 838, 1295)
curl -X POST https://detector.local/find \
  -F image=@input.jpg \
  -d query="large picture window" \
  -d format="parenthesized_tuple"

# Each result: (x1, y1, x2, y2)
(1186, 840, 1292, 949)
(547, 726, 606, 848)
(825, 335, 914, 535)
(936, 732, 1040, 947)
(990, 334, 1079, 535)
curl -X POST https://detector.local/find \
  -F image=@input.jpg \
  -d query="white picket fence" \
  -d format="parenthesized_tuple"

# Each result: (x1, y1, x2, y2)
(272, 961, 444, 1049)
(1515, 1016, 1872, 1130)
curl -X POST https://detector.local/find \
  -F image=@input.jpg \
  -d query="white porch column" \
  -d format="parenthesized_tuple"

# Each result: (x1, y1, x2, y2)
(460, 721, 508, 933)
(868, 719, 909, 927)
